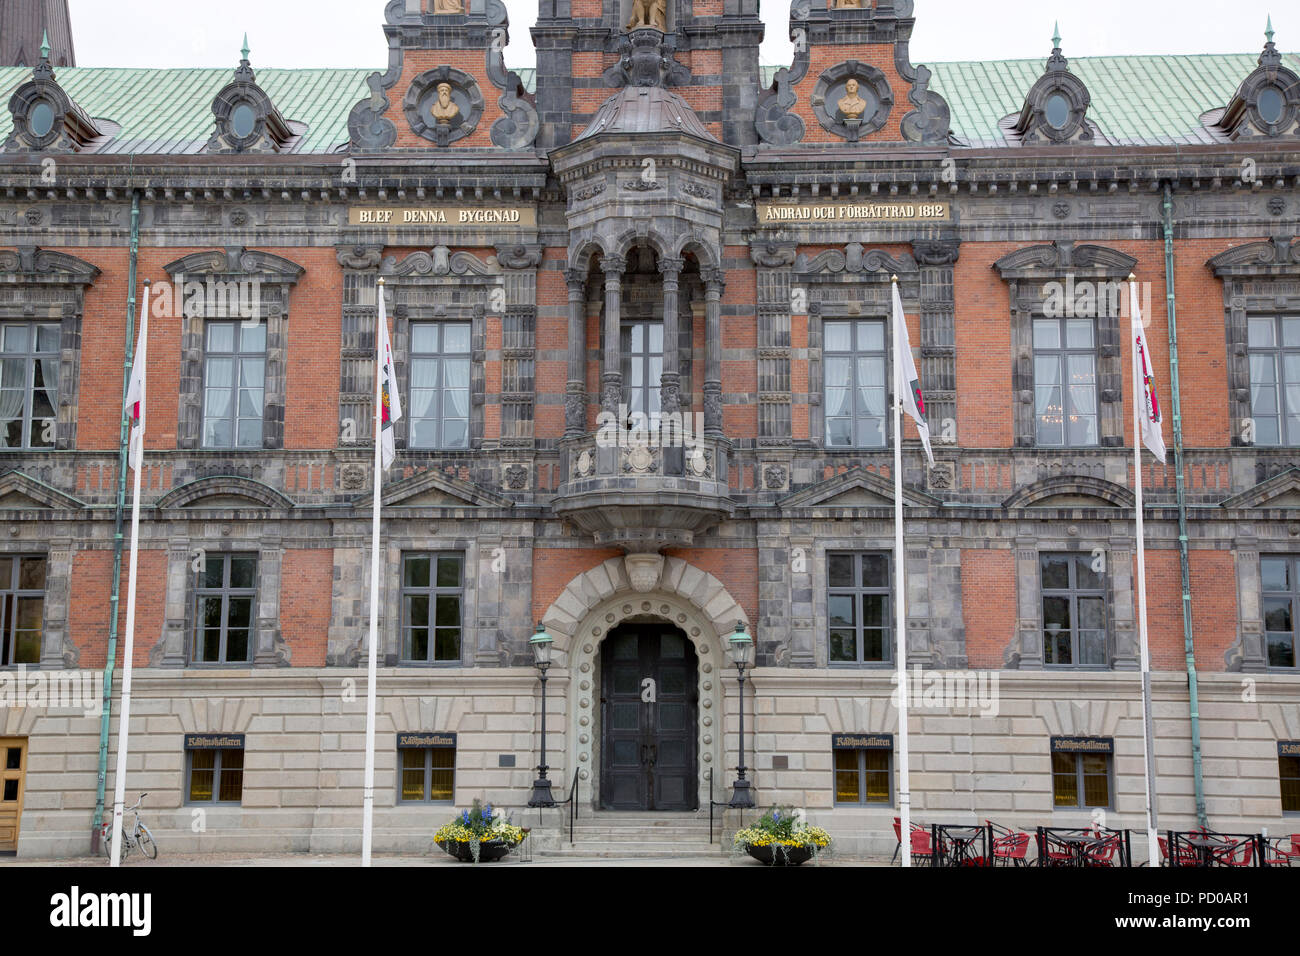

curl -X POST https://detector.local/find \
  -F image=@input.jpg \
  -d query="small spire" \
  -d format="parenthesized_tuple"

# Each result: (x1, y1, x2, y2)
(1052, 21, 1061, 50)
(1266, 15, 1275, 44)
(40, 29, 51, 61)
(241, 33, 250, 62)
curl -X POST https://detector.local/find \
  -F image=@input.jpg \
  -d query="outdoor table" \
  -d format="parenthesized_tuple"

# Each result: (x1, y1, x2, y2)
(932, 825, 989, 867)
(1184, 834, 1221, 867)
(1055, 832, 1104, 867)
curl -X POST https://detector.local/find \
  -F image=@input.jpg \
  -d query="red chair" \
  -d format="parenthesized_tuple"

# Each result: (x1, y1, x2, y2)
(1261, 836, 1295, 867)
(1158, 836, 1199, 868)
(1219, 838, 1255, 868)
(1085, 834, 1121, 867)
(992, 832, 1030, 867)
(910, 828, 934, 866)
(891, 817, 903, 864)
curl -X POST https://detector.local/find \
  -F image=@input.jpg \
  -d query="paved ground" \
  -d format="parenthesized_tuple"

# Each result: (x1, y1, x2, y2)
(0, 850, 884, 867)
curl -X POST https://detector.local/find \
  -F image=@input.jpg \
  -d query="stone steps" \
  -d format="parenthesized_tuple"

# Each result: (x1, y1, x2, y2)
(538, 810, 724, 859)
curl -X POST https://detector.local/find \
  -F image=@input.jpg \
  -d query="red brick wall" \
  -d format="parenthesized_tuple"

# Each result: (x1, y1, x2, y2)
(961, 549, 1016, 668)
(663, 546, 759, 627)
(789, 44, 912, 144)
(281, 549, 333, 666)
(68, 549, 166, 668)
(532, 547, 624, 623)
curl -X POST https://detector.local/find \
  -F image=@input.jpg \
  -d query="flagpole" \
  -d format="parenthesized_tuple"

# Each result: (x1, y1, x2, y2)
(110, 279, 149, 868)
(362, 279, 385, 867)
(1130, 275, 1160, 864)
(892, 275, 911, 867)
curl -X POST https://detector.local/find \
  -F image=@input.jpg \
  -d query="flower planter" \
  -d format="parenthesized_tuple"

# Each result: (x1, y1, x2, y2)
(436, 838, 516, 863)
(745, 844, 815, 866)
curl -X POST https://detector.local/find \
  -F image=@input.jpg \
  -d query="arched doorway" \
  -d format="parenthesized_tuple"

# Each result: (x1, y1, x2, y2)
(599, 620, 698, 811)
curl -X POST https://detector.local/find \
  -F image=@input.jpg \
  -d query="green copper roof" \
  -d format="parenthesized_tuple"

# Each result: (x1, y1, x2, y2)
(1, 52, 1296, 154)
(927, 52, 1300, 147)
(0, 65, 372, 153)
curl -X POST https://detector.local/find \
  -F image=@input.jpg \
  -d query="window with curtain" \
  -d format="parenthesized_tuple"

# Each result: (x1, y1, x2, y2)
(1041, 553, 1108, 667)
(824, 320, 887, 448)
(1247, 315, 1300, 446)
(0, 322, 59, 450)
(621, 320, 662, 424)
(0, 556, 45, 666)
(409, 322, 470, 449)
(202, 321, 265, 449)
(185, 747, 244, 804)
(1033, 317, 1098, 447)
(398, 745, 455, 803)
(1281, 753, 1300, 814)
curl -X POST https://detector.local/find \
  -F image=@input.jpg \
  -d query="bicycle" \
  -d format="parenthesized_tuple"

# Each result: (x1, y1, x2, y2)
(99, 793, 158, 861)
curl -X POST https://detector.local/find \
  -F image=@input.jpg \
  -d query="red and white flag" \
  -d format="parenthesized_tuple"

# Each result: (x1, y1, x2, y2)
(377, 283, 402, 471)
(1129, 280, 1166, 464)
(124, 283, 150, 470)
(892, 281, 935, 467)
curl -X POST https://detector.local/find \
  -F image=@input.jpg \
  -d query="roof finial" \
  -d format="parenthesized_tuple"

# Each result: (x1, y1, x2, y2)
(241, 33, 250, 62)
(40, 29, 51, 61)
(1052, 21, 1061, 51)
(1266, 14, 1274, 44)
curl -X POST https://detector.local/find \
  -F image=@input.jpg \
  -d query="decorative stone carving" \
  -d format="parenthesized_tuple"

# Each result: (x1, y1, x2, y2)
(1014, 30, 1094, 145)
(341, 463, 367, 490)
(433, 0, 464, 12)
(403, 67, 483, 146)
(207, 45, 294, 154)
(763, 465, 789, 491)
(625, 0, 667, 32)
(503, 464, 529, 490)
(486, 41, 540, 149)
(810, 61, 893, 142)
(754, 50, 809, 146)
(625, 553, 665, 593)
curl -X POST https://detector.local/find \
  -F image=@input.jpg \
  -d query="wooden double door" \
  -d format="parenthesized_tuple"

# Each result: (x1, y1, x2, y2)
(0, 738, 25, 854)
(600, 624, 698, 811)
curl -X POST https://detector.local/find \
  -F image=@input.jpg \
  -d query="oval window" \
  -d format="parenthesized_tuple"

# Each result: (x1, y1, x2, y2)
(231, 103, 257, 139)
(1044, 93, 1071, 130)
(29, 101, 56, 138)
(1257, 86, 1285, 125)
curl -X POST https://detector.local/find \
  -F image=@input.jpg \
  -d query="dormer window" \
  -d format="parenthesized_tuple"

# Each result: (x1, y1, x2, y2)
(1210, 19, 1300, 140)
(1044, 93, 1070, 130)
(1006, 24, 1098, 146)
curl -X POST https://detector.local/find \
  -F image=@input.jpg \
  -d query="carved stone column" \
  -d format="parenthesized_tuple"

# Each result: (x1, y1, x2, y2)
(565, 268, 588, 437)
(702, 268, 725, 438)
(658, 257, 684, 418)
(601, 256, 626, 419)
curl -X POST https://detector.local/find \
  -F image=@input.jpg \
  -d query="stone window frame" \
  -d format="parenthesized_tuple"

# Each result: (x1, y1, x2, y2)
(1049, 747, 1115, 811)
(184, 746, 245, 805)
(832, 746, 894, 807)
(826, 550, 893, 666)
(395, 742, 456, 804)
(1207, 236, 1300, 447)
(376, 534, 482, 668)
(1010, 531, 1137, 672)
(164, 249, 305, 451)
(0, 247, 100, 451)
(0, 317, 62, 451)
(993, 241, 1137, 449)
(188, 551, 260, 667)
(380, 249, 501, 455)
(794, 245, 920, 453)
(397, 550, 467, 665)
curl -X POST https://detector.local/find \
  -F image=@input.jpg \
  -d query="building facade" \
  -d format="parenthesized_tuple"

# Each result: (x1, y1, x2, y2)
(1, 0, 1299, 859)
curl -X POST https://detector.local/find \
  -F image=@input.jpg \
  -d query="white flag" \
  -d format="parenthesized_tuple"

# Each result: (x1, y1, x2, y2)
(124, 284, 149, 470)
(377, 283, 402, 471)
(893, 281, 935, 467)
(1130, 281, 1167, 464)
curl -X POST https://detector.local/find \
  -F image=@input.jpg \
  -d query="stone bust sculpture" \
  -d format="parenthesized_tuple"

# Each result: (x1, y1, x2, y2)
(432, 0, 464, 12)
(626, 0, 668, 31)
(837, 78, 868, 120)
(832, 0, 864, 8)
(431, 83, 460, 124)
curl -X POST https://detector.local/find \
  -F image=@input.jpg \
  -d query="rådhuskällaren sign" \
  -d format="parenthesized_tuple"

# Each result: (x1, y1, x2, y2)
(831, 732, 894, 750)
(1051, 735, 1114, 754)
(185, 733, 245, 750)
(757, 199, 950, 224)
(397, 732, 456, 748)
(349, 206, 536, 226)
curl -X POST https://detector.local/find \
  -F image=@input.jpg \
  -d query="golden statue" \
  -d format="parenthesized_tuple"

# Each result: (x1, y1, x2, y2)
(431, 83, 460, 125)
(626, 0, 668, 31)
(832, 0, 864, 7)
(432, 0, 464, 12)
(837, 78, 867, 120)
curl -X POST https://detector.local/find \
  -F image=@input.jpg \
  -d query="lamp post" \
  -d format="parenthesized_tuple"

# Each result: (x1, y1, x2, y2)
(726, 620, 755, 809)
(527, 621, 557, 808)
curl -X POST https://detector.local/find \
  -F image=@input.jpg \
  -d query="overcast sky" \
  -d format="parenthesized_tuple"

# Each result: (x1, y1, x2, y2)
(68, 0, 1284, 70)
